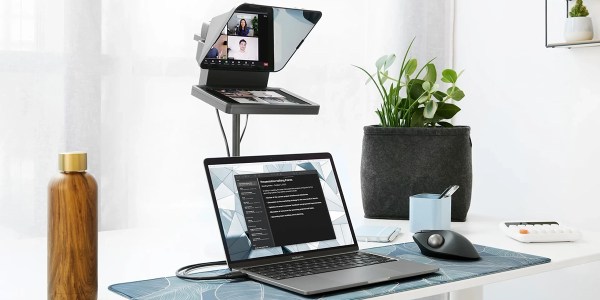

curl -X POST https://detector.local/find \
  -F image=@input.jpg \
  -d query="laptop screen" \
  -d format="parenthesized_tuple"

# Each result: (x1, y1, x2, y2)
(205, 154, 356, 263)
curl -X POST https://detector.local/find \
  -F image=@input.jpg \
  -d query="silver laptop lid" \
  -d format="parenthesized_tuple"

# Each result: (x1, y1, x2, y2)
(204, 153, 358, 269)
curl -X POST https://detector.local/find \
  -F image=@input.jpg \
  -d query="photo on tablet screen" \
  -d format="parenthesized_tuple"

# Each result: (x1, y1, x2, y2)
(215, 89, 302, 105)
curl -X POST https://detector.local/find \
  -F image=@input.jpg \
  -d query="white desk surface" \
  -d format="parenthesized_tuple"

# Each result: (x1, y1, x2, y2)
(2, 213, 599, 299)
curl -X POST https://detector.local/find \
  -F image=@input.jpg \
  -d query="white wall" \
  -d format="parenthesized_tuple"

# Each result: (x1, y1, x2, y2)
(454, 0, 600, 299)
(455, 0, 600, 231)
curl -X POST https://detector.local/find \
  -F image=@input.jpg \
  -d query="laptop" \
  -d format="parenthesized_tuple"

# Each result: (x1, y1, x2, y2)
(204, 152, 438, 295)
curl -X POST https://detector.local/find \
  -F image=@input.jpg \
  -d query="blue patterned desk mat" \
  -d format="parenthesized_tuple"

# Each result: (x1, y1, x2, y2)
(109, 242, 550, 300)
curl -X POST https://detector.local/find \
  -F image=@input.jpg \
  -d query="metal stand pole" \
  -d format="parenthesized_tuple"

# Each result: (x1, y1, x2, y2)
(232, 114, 241, 156)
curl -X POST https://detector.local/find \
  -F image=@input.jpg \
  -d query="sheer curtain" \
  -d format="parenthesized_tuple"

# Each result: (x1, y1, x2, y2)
(0, 0, 453, 240)
(0, 0, 86, 239)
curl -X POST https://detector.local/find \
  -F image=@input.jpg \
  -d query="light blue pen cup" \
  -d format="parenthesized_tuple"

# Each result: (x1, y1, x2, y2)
(409, 193, 451, 233)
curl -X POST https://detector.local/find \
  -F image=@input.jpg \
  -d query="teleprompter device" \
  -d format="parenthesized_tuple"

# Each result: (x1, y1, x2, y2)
(192, 3, 322, 156)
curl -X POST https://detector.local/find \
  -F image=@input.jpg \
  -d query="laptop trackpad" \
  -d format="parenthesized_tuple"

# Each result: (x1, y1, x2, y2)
(320, 264, 395, 284)
(319, 261, 429, 284)
(277, 266, 387, 294)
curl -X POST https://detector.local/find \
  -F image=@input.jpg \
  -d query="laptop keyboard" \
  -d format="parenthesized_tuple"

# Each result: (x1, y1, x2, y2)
(245, 252, 396, 280)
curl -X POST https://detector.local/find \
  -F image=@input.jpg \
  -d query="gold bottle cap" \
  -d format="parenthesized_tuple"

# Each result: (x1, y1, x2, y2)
(59, 152, 87, 172)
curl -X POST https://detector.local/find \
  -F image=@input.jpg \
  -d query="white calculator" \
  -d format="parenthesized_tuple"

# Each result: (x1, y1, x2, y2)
(499, 221, 581, 243)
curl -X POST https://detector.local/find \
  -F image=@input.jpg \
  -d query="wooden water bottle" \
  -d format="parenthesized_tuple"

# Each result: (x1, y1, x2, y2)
(48, 152, 98, 300)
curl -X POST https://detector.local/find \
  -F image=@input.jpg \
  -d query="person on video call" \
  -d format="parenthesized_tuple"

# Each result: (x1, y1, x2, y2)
(206, 34, 227, 59)
(230, 39, 257, 61)
(236, 19, 250, 36)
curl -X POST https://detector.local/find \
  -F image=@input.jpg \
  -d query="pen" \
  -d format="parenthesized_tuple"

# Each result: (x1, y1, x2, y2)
(439, 185, 459, 199)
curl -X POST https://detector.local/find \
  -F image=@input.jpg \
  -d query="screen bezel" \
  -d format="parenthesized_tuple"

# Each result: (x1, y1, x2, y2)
(204, 153, 359, 269)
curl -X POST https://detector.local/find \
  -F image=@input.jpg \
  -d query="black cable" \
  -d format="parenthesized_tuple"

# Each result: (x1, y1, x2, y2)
(215, 109, 231, 157)
(181, 114, 252, 280)
(176, 260, 248, 281)
(179, 112, 254, 280)
(240, 114, 249, 142)
(216, 110, 250, 156)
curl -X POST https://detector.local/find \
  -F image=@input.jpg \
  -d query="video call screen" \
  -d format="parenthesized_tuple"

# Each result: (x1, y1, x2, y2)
(202, 12, 271, 70)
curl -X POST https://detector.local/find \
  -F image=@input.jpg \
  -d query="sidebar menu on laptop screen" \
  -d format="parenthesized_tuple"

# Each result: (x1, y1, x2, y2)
(235, 170, 336, 249)
(208, 159, 355, 261)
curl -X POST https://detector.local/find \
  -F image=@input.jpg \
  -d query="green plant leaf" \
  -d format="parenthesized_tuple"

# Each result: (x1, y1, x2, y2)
(417, 95, 428, 104)
(422, 81, 431, 92)
(433, 91, 447, 101)
(405, 58, 418, 76)
(411, 108, 426, 127)
(447, 86, 465, 101)
(375, 55, 388, 70)
(453, 90, 465, 101)
(398, 38, 415, 82)
(389, 82, 395, 103)
(424, 100, 438, 118)
(441, 69, 458, 83)
(384, 54, 396, 70)
(435, 102, 461, 119)
(407, 79, 425, 100)
(413, 107, 444, 127)
(399, 97, 409, 108)
(570, 0, 590, 17)
(438, 121, 454, 127)
(424, 63, 437, 83)
(376, 110, 385, 126)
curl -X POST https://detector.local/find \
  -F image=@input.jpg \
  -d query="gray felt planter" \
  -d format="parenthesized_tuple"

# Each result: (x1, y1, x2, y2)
(361, 126, 472, 221)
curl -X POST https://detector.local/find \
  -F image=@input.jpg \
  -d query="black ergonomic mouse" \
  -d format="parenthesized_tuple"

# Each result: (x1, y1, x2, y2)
(412, 230, 480, 260)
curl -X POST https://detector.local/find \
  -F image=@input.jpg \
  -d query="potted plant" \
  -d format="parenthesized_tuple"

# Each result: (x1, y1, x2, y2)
(354, 40, 472, 221)
(252, 16, 259, 35)
(565, 0, 593, 42)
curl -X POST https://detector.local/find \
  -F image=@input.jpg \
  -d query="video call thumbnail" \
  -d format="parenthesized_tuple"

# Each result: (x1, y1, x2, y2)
(227, 36, 259, 61)
(205, 31, 228, 60)
(227, 13, 258, 37)
(205, 13, 260, 62)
